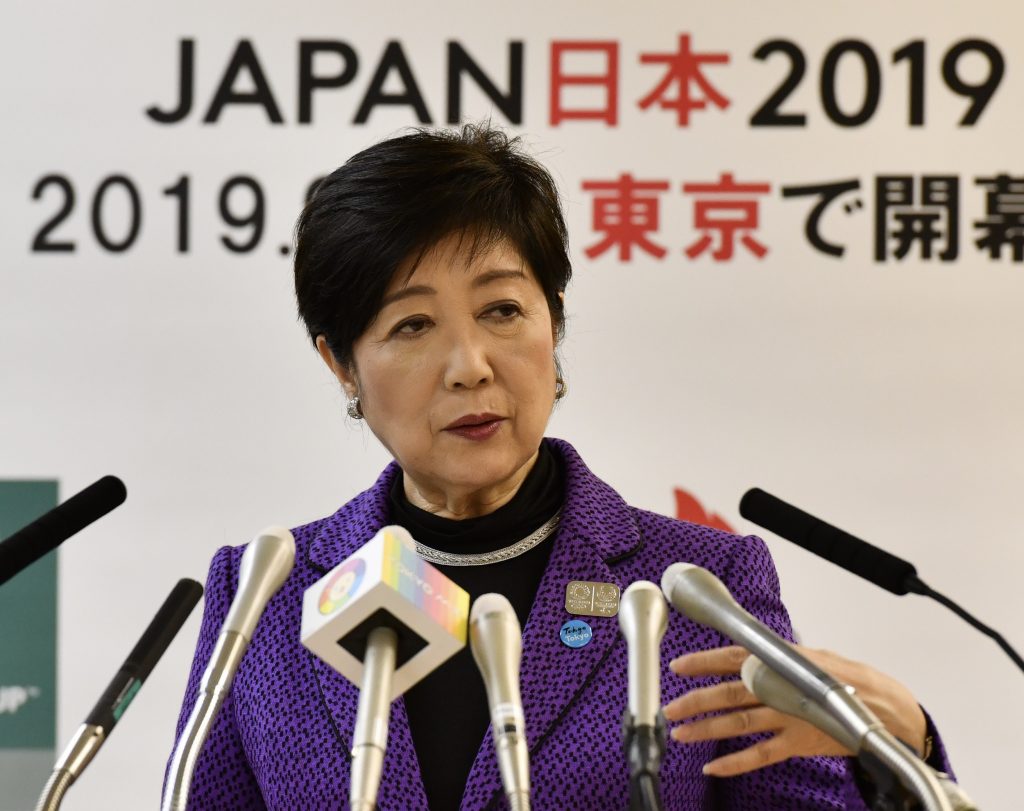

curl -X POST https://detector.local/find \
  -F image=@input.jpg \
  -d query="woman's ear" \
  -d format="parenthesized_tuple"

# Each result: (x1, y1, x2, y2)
(315, 335, 358, 398)
(553, 290, 566, 345)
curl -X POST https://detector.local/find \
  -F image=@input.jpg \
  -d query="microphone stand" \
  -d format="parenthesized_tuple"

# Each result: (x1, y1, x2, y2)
(741, 655, 977, 811)
(163, 631, 248, 811)
(35, 727, 103, 811)
(858, 751, 979, 811)
(350, 626, 398, 811)
(622, 710, 666, 811)
(163, 528, 294, 811)
(36, 578, 202, 811)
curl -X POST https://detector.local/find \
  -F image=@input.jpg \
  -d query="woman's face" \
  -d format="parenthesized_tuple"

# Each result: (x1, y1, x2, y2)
(319, 234, 559, 515)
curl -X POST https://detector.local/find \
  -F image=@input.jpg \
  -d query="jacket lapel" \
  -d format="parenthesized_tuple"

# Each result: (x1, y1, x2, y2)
(460, 439, 642, 810)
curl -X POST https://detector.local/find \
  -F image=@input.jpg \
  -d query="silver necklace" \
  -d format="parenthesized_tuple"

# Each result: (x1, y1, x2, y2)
(414, 511, 562, 567)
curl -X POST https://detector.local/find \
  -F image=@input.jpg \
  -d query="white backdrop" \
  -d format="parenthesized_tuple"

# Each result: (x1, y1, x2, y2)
(2, 1, 1023, 807)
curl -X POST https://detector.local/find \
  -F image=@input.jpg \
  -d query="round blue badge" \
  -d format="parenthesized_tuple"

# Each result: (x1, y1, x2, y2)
(559, 619, 593, 649)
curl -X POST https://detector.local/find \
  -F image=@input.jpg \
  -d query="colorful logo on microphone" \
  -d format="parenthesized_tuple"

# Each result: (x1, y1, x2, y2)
(318, 558, 366, 615)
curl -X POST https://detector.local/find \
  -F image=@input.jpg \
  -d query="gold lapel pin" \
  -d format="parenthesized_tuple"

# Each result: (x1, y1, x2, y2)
(565, 580, 620, 618)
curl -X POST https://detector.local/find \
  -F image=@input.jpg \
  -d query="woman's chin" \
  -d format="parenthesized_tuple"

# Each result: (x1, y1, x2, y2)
(420, 446, 537, 498)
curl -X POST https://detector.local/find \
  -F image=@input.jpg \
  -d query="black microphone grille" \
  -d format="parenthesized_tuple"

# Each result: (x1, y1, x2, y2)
(0, 475, 128, 586)
(126, 578, 204, 680)
(739, 488, 920, 596)
(39, 474, 128, 550)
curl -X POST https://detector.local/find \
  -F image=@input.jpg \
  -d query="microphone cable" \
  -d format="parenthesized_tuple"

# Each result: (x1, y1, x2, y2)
(740, 488, 1024, 676)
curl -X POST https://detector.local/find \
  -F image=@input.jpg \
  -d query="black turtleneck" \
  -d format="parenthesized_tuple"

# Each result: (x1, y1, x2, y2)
(389, 442, 564, 810)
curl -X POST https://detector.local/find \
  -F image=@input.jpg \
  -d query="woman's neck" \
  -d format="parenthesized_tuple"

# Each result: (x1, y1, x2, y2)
(401, 450, 540, 519)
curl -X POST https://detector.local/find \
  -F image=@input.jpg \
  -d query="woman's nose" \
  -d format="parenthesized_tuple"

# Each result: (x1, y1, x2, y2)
(442, 328, 494, 390)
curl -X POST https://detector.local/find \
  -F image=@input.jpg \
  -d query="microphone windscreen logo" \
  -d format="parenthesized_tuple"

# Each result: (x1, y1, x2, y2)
(319, 559, 366, 615)
(302, 526, 470, 698)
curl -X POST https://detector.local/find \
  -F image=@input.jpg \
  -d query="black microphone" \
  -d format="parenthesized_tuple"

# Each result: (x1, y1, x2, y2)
(36, 578, 204, 811)
(739, 487, 1024, 675)
(0, 476, 127, 587)
(739, 488, 922, 596)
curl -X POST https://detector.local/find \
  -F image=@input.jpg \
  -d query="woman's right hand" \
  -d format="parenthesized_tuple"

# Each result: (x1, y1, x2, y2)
(662, 644, 927, 777)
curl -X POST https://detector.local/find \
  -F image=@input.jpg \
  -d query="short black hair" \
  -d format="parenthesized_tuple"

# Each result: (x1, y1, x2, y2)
(293, 123, 571, 368)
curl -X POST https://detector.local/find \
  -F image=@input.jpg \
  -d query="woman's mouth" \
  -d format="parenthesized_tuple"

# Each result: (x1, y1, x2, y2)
(443, 413, 505, 441)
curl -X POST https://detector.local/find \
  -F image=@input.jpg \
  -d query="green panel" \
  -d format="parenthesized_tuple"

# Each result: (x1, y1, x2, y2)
(0, 481, 59, 749)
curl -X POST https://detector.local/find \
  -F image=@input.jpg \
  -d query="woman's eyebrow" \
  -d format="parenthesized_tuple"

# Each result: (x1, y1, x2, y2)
(472, 268, 527, 288)
(380, 269, 525, 308)
(380, 285, 436, 308)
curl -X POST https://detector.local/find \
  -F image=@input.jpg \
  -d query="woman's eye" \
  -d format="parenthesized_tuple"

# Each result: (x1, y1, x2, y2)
(394, 317, 430, 336)
(485, 303, 521, 320)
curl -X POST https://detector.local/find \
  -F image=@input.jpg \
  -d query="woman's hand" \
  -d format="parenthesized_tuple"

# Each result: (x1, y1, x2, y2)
(662, 645, 927, 778)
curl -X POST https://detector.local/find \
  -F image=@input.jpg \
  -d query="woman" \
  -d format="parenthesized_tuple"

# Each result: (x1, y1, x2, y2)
(168, 125, 952, 809)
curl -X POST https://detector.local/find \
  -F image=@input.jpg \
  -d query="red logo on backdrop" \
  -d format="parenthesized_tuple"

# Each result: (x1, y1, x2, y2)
(674, 488, 735, 534)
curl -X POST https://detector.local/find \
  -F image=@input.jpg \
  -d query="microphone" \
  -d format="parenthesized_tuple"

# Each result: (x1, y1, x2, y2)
(36, 578, 203, 811)
(0, 476, 127, 586)
(301, 526, 469, 811)
(163, 527, 295, 811)
(617, 581, 667, 811)
(661, 563, 954, 811)
(469, 593, 529, 811)
(661, 563, 863, 710)
(738, 488, 922, 596)
(741, 656, 979, 811)
(740, 655, 860, 752)
(739, 488, 1024, 675)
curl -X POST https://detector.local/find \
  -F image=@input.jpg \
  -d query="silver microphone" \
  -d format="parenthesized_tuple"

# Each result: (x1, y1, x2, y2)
(302, 526, 470, 811)
(469, 593, 529, 811)
(618, 581, 668, 811)
(741, 656, 979, 811)
(660, 562, 954, 811)
(350, 626, 398, 811)
(619, 581, 668, 729)
(740, 655, 861, 752)
(162, 527, 295, 811)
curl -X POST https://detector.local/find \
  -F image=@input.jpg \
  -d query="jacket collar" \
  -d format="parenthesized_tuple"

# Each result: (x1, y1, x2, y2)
(305, 438, 642, 810)
(306, 462, 398, 573)
(307, 438, 641, 572)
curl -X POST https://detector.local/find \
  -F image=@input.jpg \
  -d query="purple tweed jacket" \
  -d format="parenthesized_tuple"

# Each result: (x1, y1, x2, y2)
(168, 438, 950, 810)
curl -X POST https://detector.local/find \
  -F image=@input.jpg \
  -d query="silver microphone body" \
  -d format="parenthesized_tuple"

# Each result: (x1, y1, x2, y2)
(661, 563, 955, 811)
(302, 526, 470, 811)
(618, 581, 668, 729)
(618, 580, 669, 811)
(162, 527, 295, 811)
(740, 654, 862, 752)
(469, 593, 529, 811)
(741, 656, 978, 811)
(350, 626, 398, 811)
(661, 563, 854, 708)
